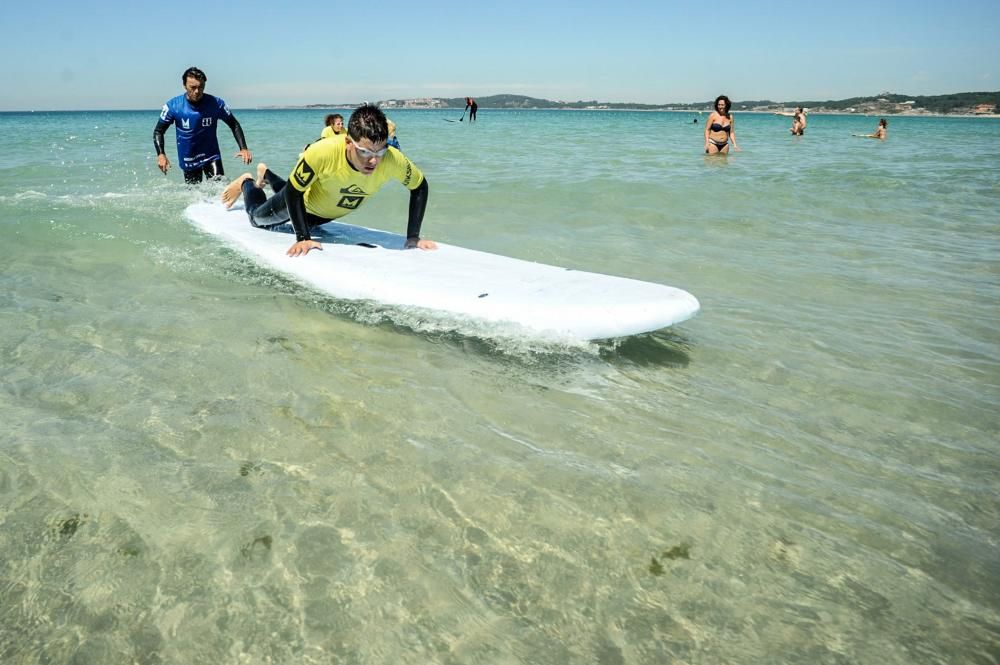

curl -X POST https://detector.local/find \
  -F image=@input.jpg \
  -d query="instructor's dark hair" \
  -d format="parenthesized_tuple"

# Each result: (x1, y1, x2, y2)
(348, 103, 388, 144)
(714, 95, 732, 117)
(182, 67, 207, 84)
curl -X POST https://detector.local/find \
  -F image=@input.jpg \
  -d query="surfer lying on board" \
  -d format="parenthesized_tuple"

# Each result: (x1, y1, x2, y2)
(221, 104, 436, 257)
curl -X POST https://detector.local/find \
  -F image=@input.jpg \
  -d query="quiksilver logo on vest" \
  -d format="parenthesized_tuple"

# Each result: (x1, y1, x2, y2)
(338, 195, 364, 210)
(338, 184, 366, 210)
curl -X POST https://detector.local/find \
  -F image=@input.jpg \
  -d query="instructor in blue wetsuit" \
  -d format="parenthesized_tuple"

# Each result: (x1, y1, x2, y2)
(153, 67, 253, 184)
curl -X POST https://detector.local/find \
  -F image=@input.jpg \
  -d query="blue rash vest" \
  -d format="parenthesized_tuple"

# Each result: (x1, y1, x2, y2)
(158, 93, 235, 171)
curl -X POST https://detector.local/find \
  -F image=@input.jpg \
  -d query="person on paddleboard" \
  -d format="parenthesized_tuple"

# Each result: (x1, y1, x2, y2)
(860, 118, 888, 140)
(153, 67, 253, 184)
(220, 104, 436, 257)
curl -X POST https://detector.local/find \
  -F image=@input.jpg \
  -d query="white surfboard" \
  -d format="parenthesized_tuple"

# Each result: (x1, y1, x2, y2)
(184, 202, 699, 340)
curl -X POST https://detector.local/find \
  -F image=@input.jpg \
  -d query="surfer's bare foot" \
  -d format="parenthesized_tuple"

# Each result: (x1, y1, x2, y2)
(221, 174, 252, 208)
(255, 163, 268, 188)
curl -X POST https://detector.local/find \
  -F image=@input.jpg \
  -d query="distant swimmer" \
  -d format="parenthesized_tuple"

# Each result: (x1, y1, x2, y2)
(792, 107, 806, 135)
(464, 97, 478, 122)
(775, 107, 806, 135)
(320, 113, 346, 139)
(856, 118, 888, 140)
(220, 104, 436, 257)
(704, 95, 740, 154)
(153, 66, 252, 184)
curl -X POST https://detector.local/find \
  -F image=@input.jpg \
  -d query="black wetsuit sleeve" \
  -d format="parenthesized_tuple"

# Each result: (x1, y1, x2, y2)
(284, 184, 312, 242)
(153, 119, 171, 156)
(221, 114, 249, 151)
(405, 178, 429, 247)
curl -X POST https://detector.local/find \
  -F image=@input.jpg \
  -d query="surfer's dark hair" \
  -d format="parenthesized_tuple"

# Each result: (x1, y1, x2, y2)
(714, 95, 732, 117)
(348, 104, 388, 144)
(182, 67, 207, 84)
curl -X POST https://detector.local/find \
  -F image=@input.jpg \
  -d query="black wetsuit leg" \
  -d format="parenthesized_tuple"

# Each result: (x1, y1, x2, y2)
(242, 179, 329, 232)
(182, 159, 225, 185)
(202, 159, 225, 180)
(263, 169, 286, 192)
(243, 180, 290, 229)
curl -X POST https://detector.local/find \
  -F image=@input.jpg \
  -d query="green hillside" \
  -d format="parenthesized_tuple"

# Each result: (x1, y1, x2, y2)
(419, 91, 999, 114)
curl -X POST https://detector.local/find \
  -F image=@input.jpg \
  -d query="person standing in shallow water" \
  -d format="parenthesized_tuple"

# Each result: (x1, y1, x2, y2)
(153, 66, 252, 184)
(775, 107, 806, 135)
(705, 95, 740, 154)
(792, 107, 806, 135)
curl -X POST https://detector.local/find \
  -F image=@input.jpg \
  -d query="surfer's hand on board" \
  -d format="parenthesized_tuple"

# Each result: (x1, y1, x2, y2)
(406, 238, 438, 250)
(287, 240, 322, 257)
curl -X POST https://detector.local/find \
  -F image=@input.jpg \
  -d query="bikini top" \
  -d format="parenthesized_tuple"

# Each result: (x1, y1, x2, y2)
(710, 122, 731, 133)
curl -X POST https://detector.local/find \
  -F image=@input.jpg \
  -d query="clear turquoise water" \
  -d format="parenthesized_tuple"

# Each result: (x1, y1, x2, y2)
(0, 109, 998, 664)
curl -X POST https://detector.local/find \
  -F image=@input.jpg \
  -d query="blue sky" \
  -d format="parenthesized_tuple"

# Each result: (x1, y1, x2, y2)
(2, 0, 997, 111)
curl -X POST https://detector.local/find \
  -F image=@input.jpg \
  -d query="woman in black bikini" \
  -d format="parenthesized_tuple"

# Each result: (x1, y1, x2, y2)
(705, 95, 740, 154)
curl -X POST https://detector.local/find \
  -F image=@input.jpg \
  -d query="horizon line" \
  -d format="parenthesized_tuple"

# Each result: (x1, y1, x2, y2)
(2, 89, 997, 115)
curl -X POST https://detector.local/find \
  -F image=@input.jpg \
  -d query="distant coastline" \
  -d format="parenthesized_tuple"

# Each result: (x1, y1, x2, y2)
(280, 91, 1000, 118)
(259, 106, 999, 119)
(3, 91, 997, 116)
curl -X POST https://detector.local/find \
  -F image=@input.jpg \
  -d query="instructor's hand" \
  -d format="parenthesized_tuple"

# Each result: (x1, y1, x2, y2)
(157, 154, 170, 174)
(287, 240, 322, 257)
(236, 149, 253, 165)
